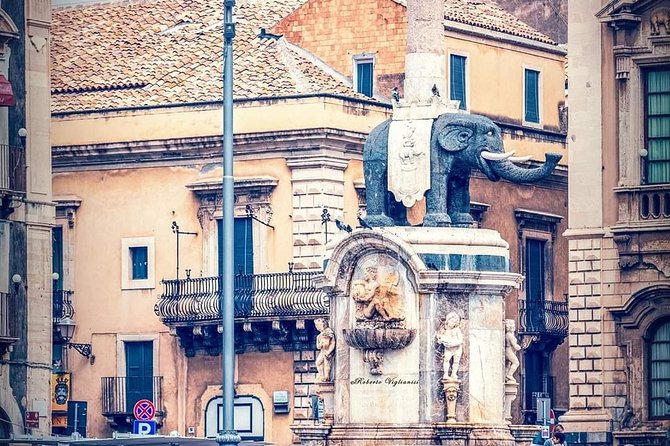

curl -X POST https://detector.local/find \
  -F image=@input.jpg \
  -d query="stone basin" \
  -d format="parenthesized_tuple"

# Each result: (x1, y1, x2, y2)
(342, 328, 416, 350)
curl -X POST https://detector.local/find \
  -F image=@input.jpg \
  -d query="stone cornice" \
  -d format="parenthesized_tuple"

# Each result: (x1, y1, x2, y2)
(52, 128, 368, 172)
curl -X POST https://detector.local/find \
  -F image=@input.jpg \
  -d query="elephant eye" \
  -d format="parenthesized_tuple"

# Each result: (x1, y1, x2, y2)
(486, 130, 494, 137)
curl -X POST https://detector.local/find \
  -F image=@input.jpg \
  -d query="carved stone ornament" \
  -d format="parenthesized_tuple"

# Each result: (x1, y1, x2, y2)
(441, 377, 461, 424)
(342, 264, 415, 375)
(387, 118, 432, 208)
(650, 8, 670, 35)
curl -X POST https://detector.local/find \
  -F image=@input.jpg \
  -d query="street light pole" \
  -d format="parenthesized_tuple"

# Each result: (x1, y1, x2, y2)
(218, 0, 240, 445)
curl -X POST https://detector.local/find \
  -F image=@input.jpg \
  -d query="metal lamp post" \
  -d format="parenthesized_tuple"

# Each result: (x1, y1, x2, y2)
(217, 0, 240, 444)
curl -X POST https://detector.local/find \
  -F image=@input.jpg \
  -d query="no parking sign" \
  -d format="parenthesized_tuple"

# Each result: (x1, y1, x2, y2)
(133, 399, 156, 421)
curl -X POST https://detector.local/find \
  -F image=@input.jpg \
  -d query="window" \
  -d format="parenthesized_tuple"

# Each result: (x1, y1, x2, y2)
(449, 54, 467, 110)
(121, 237, 155, 290)
(217, 218, 254, 275)
(650, 319, 670, 418)
(524, 68, 540, 124)
(353, 55, 374, 97)
(130, 247, 148, 280)
(205, 395, 264, 440)
(645, 69, 670, 184)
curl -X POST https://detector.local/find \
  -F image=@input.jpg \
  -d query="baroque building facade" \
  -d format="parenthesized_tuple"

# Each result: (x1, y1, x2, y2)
(563, 0, 670, 445)
(0, 0, 54, 438)
(51, 0, 568, 442)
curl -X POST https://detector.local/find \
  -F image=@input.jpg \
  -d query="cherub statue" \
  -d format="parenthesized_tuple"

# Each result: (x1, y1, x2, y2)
(504, 319, 522, 383)
(436, 312, 464, 380)
(315, 318, 336, 382)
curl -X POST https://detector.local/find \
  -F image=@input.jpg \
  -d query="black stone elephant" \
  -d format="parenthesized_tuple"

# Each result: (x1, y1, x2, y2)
(363, 113, 563, 227)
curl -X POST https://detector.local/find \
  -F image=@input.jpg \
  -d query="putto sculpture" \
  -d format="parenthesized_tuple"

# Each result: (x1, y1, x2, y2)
(436, 312, 464, 380)
(504, 319, 522, 383)
(315, 318, 336, 382)
(350, 267, 405, 324)
(363, 113, 562, 227)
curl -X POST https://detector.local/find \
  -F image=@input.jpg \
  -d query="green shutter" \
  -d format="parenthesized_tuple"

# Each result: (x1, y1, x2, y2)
(356, 62, 373, 97)
(234, 218, 254, 274)
(450, 55, 467, 110)
(646, 70, 670, 184)
(52, 227, 63, 290)
(525, 69, 540, 123)
(130, 246, 148, 280)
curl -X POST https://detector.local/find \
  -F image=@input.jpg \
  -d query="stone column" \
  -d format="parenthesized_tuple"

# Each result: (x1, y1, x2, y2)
(404, 0, 446, 103)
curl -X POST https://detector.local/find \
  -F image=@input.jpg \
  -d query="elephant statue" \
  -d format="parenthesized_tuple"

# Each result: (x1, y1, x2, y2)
(363, 113, 563, 227)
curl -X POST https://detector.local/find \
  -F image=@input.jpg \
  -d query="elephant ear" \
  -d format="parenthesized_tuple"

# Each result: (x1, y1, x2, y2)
(436, 125, 474, 152)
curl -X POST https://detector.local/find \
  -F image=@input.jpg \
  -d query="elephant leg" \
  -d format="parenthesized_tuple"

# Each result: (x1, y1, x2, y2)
(447, 174, 474, 227)
(364, 160, 395, 227)
(424, 145, 452, 227)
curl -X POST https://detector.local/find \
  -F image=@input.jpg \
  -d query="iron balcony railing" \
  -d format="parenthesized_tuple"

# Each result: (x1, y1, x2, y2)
(0, 292, 17, 341)
(518, 299, 568, 338)
(101, 376, 164, 416)
(53, 289, 75, 325)
(0, 144, 25, 193)
(155, 271, 328, 323)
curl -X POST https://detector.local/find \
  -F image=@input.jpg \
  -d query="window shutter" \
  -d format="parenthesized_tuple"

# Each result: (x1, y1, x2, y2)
(130, 246, 148, 280)
(646, 70, 670, 184)
(356, 62, 373, 97)
(234, 218, 254, 275)
(450, 55, 467, 110)
(650, 320, 670, 417)
(525, 69, 540, 123)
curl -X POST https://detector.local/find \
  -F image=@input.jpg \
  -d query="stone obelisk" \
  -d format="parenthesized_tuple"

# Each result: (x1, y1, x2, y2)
(404, 0, 447, 103)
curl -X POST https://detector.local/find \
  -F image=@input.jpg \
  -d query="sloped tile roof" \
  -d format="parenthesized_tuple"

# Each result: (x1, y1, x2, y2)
(51, 0, 369, 113)
(393, 0, 555, 45)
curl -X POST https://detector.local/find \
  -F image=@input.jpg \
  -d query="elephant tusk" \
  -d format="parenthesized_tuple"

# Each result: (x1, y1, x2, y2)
(508, 155, 533, 163)
(481, 150, 515, 161)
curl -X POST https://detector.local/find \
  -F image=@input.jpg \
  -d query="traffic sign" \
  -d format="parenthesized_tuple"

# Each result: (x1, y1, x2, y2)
(133, 420, 156, 435)
(133, 399, 156, 421)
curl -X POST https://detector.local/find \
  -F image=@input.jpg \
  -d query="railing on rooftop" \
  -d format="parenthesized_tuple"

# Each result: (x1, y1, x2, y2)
(0, 144, 25, 194)
(518, 299, 568, 338)
(155, 271, 328, 323)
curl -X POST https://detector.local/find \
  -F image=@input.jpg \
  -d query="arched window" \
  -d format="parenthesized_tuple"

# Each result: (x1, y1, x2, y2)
(204, 395, 264, 440)
(650, 319, 670, 418)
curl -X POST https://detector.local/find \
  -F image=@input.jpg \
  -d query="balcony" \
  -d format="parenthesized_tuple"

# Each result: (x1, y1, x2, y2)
(53, 289, 74, 326)
(518, 299, 568, 351)
(0, 144, 25, 215)
(101, 376, 164, 426)
(614, 184, 670, 230)
(0, 292, 18, 354)
(154, 271, 328, 355)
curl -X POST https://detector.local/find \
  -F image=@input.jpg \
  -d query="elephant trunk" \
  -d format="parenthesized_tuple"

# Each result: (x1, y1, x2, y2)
(487, 153, 563, 183)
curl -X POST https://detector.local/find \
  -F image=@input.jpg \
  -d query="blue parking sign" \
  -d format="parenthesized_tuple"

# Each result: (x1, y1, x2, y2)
(133, 420, 156, 435)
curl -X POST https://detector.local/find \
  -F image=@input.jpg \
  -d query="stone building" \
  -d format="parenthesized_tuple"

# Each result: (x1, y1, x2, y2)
(0, 0, 54, 438)
(51, 0, 569, 442)
(563, 0, 670, 445)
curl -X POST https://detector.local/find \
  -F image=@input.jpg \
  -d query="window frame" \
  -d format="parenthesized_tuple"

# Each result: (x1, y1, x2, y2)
(448, 52, 469, 111)
(643, 67, 670, 185)
(648, 317, 670, 420)
(523, 66, 542, 127)
(352, 53, 375, 98)
(121, 237, 155, 290)
(205, 394, 264, 440)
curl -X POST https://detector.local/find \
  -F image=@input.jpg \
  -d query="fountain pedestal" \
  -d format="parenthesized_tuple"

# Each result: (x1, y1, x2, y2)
(292, 227, 525, 446)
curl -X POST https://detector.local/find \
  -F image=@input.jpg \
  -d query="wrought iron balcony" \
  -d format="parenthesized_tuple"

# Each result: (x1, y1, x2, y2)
(518, 299, 568, 338)
(0, 144, 25, 194)
(101, 376, 164, 418)
(0, 292, 18, 352)
(53, 289, 74, 326)
(155, 271, 328, 324)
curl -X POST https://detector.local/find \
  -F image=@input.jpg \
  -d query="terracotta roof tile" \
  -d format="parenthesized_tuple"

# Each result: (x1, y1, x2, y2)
(393, 0, 555, 45)
(52, 0, 370, 113)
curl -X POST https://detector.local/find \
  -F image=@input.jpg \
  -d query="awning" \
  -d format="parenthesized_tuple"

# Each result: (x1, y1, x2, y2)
(0, 75, 15, 106)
